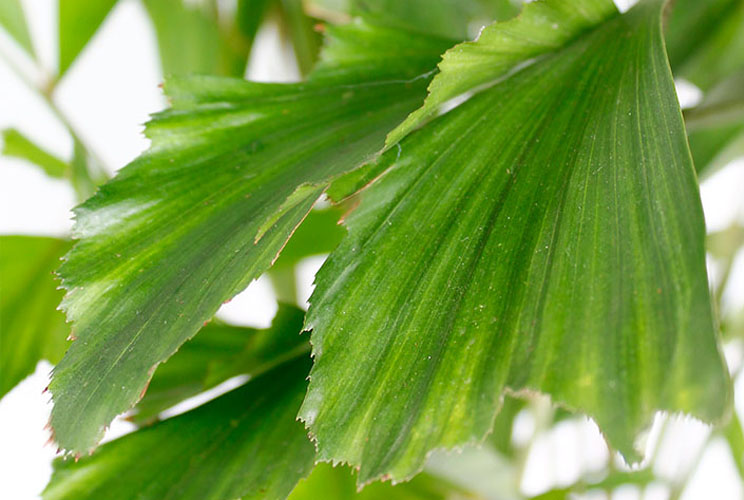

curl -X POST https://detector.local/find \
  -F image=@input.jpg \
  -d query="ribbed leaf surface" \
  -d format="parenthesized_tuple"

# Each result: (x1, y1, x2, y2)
(44, 357, 315, 500)
(49, 22, 452, 453)
(301, 0, 730, 484)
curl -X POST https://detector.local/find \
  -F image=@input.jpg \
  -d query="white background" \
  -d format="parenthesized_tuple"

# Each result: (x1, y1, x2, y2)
(1, 1, 743, 499)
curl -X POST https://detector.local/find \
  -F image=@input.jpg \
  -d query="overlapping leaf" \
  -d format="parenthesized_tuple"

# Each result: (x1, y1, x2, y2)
(43, 356, 315, 500)
(49, 17, 454, 453)
(0, 236, 71, 397)
(386, 0, 617, 145)
(131, 304, 306, 424)
(301, 0, 730, 484)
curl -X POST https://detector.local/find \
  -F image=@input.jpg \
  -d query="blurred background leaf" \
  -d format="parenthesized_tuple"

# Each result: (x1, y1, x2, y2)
(58, 0, 119, 77)
(0, 236, 71, 398)
(0, 0, 34, 56)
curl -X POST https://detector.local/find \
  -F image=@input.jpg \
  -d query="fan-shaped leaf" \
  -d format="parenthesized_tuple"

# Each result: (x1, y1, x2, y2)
(301, 0, 730, 484)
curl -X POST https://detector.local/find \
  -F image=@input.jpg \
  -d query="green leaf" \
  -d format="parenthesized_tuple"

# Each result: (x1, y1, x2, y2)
(59, 0, 119, 76)
(487, 396, 525, 457)
(0, 0, 34, 56)
(288, 463, 474, 500)
(43, 356, 315, 500)
(237, 0, 275, 47)
(279, 0, 323, 76)
(143, 0, 247, 77)
(49, 20, 452, 454)
(665, 0, 744, 91)
(0, 236, 71, 398)
(2, 128, 69, 179)
(386, 0, 618, 146)
(130, 304, 306, 424)
(301, 0, 730, 484)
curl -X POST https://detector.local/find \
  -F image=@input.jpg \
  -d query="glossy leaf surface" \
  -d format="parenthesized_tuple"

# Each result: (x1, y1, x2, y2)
(44, 356, 315, 500)
(301, 0, 730, 483)
(0, 236, 71, 397)
(49, 20, 452, 453)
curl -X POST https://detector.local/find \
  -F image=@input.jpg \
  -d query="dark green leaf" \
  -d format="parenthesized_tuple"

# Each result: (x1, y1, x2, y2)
(43, 356, 315, 500)
(665, 0, 744, 91)
(49, 21, 452, 453)
(301, 0, 730, 484)
(0, 236, 71, 398)
(0, 0, 34, 55)
(237, 0, 275, 47)
(488, 396, 525, 457)
(59, 0, 118, 76)
(2, 128, 69, 179)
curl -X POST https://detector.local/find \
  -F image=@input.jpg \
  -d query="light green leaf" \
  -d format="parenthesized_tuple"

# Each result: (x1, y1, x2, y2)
(272, 206, 346, 270)
(301, 0, 730, 484)
(386, 0, 618, 146)
(143, 0, 247, 77)
(288, 463, 474, 500)
(2, 128, 69, 179)
(0, 236, 71, 398)
(130, 304, 306, 424)
(59, 0, 118, 76)
(0, 0, 34, 56)
(49, 20, 452, 454)
(43, 356, 315, 500)
(723, 410, 744, 479)
(352, 0, 522, 41)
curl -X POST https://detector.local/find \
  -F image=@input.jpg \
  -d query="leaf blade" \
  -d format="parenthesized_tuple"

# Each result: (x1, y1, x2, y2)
(301, 0, 730, 483)
(43, 356, 315, 500)
(49, 22, 452, 453)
